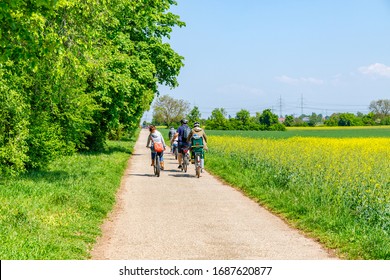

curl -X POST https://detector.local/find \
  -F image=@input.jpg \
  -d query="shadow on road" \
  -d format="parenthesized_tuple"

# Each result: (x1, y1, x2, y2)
(163, 169, 182, 173)
(129, 173, 156, 177)
(168, 173, 194, 178)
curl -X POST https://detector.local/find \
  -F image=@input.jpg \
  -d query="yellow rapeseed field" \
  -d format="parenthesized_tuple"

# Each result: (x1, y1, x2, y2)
(208, 136, 390, 231)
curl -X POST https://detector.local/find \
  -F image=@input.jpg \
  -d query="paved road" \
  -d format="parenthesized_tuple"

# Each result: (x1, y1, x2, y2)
(91, 129, 336, 260)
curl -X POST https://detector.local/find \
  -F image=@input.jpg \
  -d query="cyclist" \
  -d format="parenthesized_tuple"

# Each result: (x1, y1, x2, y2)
(174, 119, 191, 169)
(187, 122, 208, 163)
(171, 132, 179, 156)
(168, 127, 176, 140)
(168, 126, 176, 152)
(146, 125, 166, 170)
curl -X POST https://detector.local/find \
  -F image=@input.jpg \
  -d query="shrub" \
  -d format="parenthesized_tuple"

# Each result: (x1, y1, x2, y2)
(0, 72, 29, 175)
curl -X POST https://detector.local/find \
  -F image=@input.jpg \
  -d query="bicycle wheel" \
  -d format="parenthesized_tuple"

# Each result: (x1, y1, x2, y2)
(155, 156, 160, 177)
(195, 154, 201, 178)
(183, 154, 188, 173)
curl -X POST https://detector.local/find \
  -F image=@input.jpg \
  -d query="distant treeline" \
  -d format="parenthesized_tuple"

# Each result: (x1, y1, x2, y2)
(284, 99, 390, 127)
(0, 0, 184, 175)
(204, 108, 286, 131)
(151, 99, 390, 131)
(203, 104, 390, 131)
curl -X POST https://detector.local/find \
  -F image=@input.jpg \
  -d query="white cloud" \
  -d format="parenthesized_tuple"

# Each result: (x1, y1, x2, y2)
(358, 63, 390, 78)
(275, 75, 324, 85)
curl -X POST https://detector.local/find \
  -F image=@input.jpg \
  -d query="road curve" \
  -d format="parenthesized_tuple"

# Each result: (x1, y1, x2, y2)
(91, 129, 336, 260)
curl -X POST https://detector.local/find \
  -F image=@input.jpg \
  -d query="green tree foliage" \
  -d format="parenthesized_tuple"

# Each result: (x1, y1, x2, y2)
(306, 112, 323, 127)
(0, 69, 29, 175)
(362, 112, 376, 126)
(284, 115, 294, 127)
(152, 95, 190, 126)
(325, 113, 363, 126)
(324, 114, 339, 126)
(206, 108, 229, 130)
(0, 0, 184, 174)
(187, 106, 202, 127)
(235, 109, 250, 130)
(259, 109, 279, 127)
(206, 108, 285, 131)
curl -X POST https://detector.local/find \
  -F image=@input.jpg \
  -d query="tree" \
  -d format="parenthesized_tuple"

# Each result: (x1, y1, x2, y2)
(324, 113, 339, 126)
(206, 108, 228, 130)
(152, 95, 190, 126)
(0, 0, 185, 174)
(308, 112, 323, 126)
(259, 109, 278, 127)
(337, 113, 363, 126)
(234, 109, 250, 130)
(284, 115, 294, 127)
(369, 99, 390, 116)
(187, 106, 202, 126)
(338, 113, 354, 126)
(362, 112, 376, 126)
(84, 0, 185, 149)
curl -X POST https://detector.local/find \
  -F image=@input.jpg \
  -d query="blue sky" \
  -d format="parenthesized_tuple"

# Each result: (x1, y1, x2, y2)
(148, 0, 390, 120)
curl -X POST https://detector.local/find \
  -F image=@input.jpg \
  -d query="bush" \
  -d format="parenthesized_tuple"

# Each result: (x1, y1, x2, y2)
(269, 123, 286, 131)
(0, 72, 29, 175)
(381, 116, 390, 125)
(26, 117, 69, 169)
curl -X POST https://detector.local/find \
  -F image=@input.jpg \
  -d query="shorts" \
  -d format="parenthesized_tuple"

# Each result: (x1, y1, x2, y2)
(178, 142, 190, 153)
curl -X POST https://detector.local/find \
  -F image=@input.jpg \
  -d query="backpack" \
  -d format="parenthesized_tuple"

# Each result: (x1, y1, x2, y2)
(191, 134, 203, 147)
(181, 125, 191, 142)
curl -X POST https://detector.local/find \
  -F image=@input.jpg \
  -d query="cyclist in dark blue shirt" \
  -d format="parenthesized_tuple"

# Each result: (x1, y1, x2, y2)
(174, 119, 190, 169)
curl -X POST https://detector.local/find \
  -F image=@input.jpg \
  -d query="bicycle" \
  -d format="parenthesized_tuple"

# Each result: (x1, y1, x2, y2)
(181, 146, 190, 173)
(172, 141, 178, 160)
(194, 149, 204, 178)
(190, 135, 204, 178)
(153, 151, 161, 177)
(147, 143, 164, 177)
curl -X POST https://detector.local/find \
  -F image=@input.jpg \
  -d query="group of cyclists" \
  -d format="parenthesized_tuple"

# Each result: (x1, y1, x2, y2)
(146, 119, 208, 174)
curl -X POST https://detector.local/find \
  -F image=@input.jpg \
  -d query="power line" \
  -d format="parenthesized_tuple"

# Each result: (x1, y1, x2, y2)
(279, 96, 283, 117)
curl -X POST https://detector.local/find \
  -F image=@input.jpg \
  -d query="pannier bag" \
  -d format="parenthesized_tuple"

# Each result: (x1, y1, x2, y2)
(191, 134, 203, 147)
(154, 142, 164, 153)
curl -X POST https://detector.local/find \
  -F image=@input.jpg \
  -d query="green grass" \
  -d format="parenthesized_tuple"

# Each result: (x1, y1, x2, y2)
(160, 126, 390, 140)
(0, 138, 137, 259)
(207, 126, 390, 138)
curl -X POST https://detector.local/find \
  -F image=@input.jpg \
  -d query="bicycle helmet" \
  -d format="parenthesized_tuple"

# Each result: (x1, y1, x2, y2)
(181, 119, 188, 124)
(194, 122, 200, 127)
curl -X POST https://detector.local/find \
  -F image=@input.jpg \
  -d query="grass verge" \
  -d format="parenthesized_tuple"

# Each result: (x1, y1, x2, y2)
(0, 136, 137, 259)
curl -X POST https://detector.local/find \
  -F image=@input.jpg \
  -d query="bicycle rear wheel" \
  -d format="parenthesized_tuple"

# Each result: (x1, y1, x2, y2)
(195, 155, 201, 178)
(174, 147, 178, 160)
(155, 156, 160, 177)
(183, 154, 188, 173)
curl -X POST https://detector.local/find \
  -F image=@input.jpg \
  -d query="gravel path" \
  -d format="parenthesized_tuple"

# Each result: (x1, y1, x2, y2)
(91, 129, 336, 260)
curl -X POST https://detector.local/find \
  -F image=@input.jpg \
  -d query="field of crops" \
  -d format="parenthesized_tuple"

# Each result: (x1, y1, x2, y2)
(207, 126, 390, 139)
(204, 128, 390, 259)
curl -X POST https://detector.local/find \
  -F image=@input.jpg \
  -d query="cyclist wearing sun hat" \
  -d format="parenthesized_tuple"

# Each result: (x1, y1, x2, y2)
(187, 122, 208, 151)
(187, 121, 208, 165)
